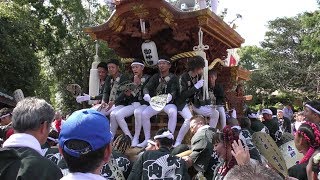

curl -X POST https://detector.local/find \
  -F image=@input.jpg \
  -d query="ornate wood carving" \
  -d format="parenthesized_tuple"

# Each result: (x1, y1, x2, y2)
(85, 0, 250, 118)
(131, 3, 149, 18)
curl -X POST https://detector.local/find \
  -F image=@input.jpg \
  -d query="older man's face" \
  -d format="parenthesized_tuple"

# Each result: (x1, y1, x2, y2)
(262, 113, 272, 121)
(190, 120, 200, 134)
(277, 111, 283, 118)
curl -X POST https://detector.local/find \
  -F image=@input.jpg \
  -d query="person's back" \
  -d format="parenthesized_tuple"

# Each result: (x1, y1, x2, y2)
(250, 118, 266, 132)
(100, 150, 131, 179)
(262, 109, 282, 142)
(128, 129, 190, 180)
(247, 112, 269, 134)
(239, 129, 262, 163)
(0, 97, 63, 180)
(281, 116, 292, 133)
(0, 146, 62, 180)
(229, 118, 262, 163)
(101, 134, 132, 179)
(263, 117, 282, 143)
(129, 147, 189, 179)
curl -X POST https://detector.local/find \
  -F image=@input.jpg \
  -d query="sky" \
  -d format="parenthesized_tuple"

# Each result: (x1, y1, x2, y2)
(217, 0, 318, 46)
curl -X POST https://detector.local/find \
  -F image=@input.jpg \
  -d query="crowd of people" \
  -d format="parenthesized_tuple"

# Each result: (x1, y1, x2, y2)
(77, 56, 227, 148)
(0, 56, 320, 180)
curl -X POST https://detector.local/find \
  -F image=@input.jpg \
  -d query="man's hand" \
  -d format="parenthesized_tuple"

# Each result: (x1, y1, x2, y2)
(100, 101, 107, 108)
(133, 75, 141, 85)
(231, 139, 250, 165)
(106, 101, 114, 111)
(194, 80, 204, 89)
(143, 94, 151, 102)
(76, 93, 90, 103)
(182, 156, 193, 168)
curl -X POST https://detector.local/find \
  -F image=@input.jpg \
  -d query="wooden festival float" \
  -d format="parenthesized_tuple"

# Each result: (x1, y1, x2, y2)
(84, 0, 251, 135)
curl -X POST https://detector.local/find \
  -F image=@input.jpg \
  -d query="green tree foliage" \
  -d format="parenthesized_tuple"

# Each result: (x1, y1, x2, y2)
(240, 11, 320, 105)
(23, 0, 115, 113)
(0, 3, 42, 96)
(1, 0, 116, 113)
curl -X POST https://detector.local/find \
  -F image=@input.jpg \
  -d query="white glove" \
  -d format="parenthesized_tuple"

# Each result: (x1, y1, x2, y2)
(167, 94, 172, 103)
(143, 94, 151, 102)
(194, 80, 204, 89)
(76, 94, 90, 103)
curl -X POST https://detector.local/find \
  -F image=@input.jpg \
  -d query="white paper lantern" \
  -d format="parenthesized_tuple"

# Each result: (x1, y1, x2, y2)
(141, 40, 159, 66)
(13, 89, 24, 102)
(88, 57, 100, 105)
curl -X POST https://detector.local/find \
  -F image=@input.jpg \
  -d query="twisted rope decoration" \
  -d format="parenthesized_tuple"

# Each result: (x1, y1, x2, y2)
(193, 28, 209, 101)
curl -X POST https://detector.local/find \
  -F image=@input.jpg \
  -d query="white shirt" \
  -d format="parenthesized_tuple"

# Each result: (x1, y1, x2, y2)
(3, 133, 44, 156)
(61, 172, 106, 180)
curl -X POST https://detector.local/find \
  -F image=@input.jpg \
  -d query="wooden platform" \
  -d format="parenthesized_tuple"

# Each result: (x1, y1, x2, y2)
(116, 111, 210, 145)
(116, 112, 185, 138)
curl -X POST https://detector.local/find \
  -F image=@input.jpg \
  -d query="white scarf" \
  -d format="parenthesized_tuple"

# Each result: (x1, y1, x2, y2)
(2, 133, 44, 156)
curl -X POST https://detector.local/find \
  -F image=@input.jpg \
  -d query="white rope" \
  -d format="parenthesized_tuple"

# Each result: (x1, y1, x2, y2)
(193, 28, 209, 100)
(140, 19, 146, 34)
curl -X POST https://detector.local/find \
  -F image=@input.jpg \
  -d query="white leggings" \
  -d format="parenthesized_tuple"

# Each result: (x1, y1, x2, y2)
(217, 106, 227, 128)
(114, 103, 147, 139)
(176, 105, 193, 144)
(133, 104, 148, 140)
(141, 104, 178, 140)
(108, 105, 124, 136)
(193, 106, 219, 128)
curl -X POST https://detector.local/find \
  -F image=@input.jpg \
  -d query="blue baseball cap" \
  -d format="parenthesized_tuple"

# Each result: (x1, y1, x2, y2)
(59, 109, 112, 157)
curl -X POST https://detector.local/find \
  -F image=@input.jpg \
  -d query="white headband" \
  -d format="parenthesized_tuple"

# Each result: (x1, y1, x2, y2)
(248, 113, 258, 119)
(305, 104, 320, 115)
(154, 131, 174, 140)
(147, 140, 156, 146)
(131, 62, 145, 67)
(158, 59, 171, 64)
(0, 113, 11, 119)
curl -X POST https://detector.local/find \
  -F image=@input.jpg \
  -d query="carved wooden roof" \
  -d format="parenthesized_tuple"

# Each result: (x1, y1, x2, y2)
(84, 0, 244, 61)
